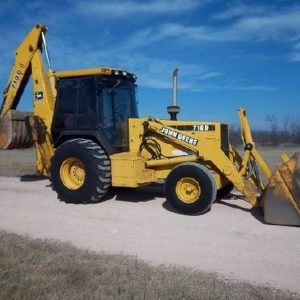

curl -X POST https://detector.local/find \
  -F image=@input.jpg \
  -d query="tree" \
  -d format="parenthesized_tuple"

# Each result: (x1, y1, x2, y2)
(266, 114, 280, 145)
(281, 114, 291, 142)
(290, 117, 300, 144)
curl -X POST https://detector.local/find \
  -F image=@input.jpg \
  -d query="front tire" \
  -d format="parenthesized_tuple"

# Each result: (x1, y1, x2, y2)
(165, 163, 216, 214)
(50, 138, 111, 203)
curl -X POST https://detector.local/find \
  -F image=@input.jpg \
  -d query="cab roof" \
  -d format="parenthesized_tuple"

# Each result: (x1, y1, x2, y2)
(55, 67, 136, 80)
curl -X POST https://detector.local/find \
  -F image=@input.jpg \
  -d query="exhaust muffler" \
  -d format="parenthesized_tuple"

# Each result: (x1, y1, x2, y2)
(167, 68, 180, 120)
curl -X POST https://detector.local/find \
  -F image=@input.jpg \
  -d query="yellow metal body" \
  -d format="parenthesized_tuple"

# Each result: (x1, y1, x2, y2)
(111, 112, 299, 219)
(238, 108, 272, 179)
(111, 118, 230, 191)
(0, 24, 55, 175)
(1, 25, 47, 116)
(110, 152, 156, 187)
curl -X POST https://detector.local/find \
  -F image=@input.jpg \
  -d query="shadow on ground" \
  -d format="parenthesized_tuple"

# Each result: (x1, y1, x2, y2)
(16, 173, 265, 224)
(215, 192, 265, 223)
(162, 200, 212, 216)
(19, 174, 47, 182)
(111, 183, 165, 203)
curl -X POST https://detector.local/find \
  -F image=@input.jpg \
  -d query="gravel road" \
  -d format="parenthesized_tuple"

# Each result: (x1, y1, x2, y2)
(0, 176, 299, 293)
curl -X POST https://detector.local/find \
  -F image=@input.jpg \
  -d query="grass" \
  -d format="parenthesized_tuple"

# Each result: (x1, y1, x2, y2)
(0, 230, 299, 300)
(0, 148, 35, 176)
(246, 145, 299, 171)
(236, 145, 299, 184)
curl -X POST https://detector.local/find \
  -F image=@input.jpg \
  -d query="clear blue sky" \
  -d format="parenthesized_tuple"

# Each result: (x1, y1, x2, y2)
(0, 0, 299, 129)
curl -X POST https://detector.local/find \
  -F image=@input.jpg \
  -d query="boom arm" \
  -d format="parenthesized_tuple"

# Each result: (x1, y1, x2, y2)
(0, 24, 47, 116)
(0, 24, 56, 175)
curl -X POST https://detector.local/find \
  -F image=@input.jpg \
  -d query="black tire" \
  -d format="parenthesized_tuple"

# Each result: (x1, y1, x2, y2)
(217, 182, 234, 199)
(50, 138, 111, 203)
(165, 163, 216, 215)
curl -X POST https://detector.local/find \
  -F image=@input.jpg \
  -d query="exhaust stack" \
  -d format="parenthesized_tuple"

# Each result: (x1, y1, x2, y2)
(167, 68, 180, 120)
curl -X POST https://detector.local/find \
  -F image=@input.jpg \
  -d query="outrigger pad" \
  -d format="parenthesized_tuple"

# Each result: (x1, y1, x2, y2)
(263, 153, 300, 226)
(0, 110, 33, 149)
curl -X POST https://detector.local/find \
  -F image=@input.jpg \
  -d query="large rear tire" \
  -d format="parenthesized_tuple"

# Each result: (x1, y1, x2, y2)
(50, 138, 111, 203)
(165, 163, 216, 214)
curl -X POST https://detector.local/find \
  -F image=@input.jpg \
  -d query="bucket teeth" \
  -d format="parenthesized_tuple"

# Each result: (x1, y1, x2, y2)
(0, 110, 33, 149)
(263, 152, 300, 226)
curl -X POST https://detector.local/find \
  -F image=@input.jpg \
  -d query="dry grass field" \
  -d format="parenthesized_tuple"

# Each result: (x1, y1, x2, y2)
(239, 145, 300, 183)
(238, 145, 299, 170)
(0, 148, 35, 177)
(0, 230, 299, 300)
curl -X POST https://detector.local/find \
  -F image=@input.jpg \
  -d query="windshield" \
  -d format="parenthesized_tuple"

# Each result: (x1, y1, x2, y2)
(99, 77, 138, 150)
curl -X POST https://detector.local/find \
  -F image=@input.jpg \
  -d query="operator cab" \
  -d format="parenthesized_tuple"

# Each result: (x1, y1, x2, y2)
(52, 68, 138, 152)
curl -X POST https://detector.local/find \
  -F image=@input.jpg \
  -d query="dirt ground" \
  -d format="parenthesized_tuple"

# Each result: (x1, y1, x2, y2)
(0, 178, 299, 293)
(0, 146, 299, 293)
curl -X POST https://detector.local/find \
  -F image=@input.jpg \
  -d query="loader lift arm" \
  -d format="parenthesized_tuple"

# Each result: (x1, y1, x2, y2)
(142, 117, 260, 206)
(143, 111, 300, 225)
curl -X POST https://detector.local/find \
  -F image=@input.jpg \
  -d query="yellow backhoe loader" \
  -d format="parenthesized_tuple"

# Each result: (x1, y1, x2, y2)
(0, 24, 299, 226)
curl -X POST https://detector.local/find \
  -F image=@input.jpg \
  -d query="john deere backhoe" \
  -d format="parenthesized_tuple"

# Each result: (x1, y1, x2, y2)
(1, 24, 299, 226)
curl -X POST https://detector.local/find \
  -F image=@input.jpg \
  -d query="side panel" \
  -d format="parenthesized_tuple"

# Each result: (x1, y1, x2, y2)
(126, 118, 229, 189)
(110, 152, 156, 187)
(128, 118, 228, 156)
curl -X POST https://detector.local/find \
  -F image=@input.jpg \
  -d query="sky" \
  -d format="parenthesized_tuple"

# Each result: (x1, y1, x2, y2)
(0, 0, 300, 129)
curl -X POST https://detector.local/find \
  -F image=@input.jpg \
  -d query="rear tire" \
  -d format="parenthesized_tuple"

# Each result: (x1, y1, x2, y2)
(165, 163, 216, 214)
(50, 138, 111, 203)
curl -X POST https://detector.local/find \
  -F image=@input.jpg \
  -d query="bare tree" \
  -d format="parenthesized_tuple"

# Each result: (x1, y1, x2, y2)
(290, 117, 300, 144)
(266, 114, 280, 145)
(229, 115, 299, 146)
(229, 124, 241, 146)
(281, 115, 291, 138)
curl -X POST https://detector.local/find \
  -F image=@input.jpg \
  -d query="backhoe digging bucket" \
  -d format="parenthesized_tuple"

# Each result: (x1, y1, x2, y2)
(263, 152, 300, 226)
(0, 110, 33, 149)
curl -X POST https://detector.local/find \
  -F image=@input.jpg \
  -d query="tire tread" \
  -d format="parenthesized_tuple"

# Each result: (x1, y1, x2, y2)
(50, 139, 111, 203)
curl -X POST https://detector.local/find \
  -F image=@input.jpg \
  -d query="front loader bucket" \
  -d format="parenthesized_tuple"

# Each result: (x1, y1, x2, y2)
(262, 152, 300, 226)
(0, 110, 33, 149)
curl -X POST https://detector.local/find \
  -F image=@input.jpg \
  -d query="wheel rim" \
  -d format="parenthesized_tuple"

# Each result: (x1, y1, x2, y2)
(60, 157, 86, 190)
(175, 177, 201, 204)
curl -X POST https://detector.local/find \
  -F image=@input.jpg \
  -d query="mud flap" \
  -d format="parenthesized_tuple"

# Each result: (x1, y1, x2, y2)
(263, 153, 300, 226)
(0, 110, 33, 149)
